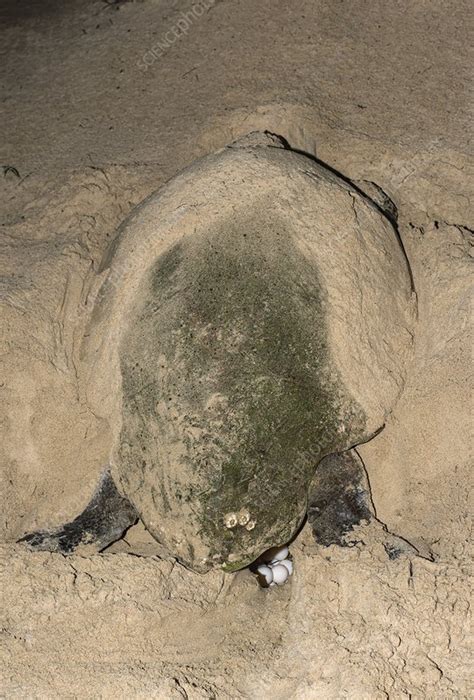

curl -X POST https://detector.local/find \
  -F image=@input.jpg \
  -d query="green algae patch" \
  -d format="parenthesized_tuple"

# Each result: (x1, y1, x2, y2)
(118, 207, 366, 571)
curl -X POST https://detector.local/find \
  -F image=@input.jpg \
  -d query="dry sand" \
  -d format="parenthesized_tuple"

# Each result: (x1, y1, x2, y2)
(0, 0, 472, 697)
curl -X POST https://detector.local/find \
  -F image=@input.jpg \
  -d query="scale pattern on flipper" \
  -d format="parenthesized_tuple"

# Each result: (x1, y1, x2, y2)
(19, 470, 138, 554)
(307, 450, 373, 546)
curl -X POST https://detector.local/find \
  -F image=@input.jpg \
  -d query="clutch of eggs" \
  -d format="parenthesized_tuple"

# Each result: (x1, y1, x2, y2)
(256, 545, 293, 587)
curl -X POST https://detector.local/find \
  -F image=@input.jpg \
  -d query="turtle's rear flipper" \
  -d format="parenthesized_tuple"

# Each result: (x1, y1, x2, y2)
(308, 449, 373, 547)
(18, 470, 138, 554)
(308, 449, 419, 559)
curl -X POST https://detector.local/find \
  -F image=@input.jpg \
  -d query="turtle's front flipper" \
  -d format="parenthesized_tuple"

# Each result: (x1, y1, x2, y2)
(18, 470, 138, 554)
(307, 449, 373, 547)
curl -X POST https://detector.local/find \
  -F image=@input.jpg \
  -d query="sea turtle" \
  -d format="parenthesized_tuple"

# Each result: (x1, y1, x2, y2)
(20, 133, 416, 572)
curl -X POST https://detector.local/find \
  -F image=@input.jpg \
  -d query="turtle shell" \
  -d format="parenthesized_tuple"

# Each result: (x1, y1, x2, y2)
(85, 134, 415, 572)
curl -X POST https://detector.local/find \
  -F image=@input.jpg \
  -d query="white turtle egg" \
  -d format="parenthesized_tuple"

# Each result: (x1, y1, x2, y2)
(266, 545, 289, 563)
(280, 559, 293, 576)
(256, 565, 273, 586)
(271, 563, 289, 585)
